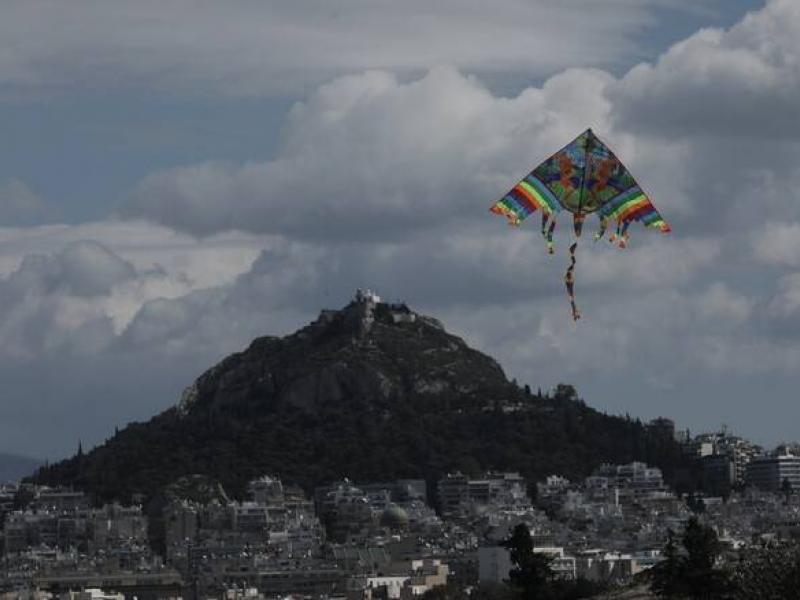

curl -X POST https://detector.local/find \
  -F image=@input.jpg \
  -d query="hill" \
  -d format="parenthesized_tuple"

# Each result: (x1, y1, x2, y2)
(31, 291, 684, 502)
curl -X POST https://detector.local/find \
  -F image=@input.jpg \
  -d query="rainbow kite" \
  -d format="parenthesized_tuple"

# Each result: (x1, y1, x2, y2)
(490, 128, 670, 321)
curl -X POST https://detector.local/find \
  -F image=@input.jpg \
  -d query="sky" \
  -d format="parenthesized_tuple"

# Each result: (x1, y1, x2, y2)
(2, 0, 798, 461)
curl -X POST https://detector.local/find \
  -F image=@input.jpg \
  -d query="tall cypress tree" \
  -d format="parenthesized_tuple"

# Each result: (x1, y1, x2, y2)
(651, 529, 682, 598)
(503, 524, 556, 599)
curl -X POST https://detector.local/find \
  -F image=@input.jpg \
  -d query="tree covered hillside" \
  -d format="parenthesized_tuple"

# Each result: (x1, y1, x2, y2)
(31, 298, 685, 502)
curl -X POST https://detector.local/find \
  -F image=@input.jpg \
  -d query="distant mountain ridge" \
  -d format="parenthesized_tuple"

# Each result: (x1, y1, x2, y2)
(32, 292, 684, 501)
(0, 452, 42, 482)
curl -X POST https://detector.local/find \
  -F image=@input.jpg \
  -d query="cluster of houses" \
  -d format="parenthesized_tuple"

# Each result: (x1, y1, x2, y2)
(4, 421, 800, 598)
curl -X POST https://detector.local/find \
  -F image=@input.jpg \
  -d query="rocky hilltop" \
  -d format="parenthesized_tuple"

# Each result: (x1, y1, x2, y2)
(178, 289, 515, 419)
(32, 290, 682, 501)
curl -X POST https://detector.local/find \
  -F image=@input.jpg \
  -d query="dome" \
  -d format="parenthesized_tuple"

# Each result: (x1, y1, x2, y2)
(380, 503, 409, 528)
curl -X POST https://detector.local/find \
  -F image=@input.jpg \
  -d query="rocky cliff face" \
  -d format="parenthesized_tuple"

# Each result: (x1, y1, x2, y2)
(32, 292, 684, 502)
(177, 295, 514, 420)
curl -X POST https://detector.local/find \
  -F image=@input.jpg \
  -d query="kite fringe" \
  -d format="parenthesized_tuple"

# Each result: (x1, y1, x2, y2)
(609, 219, 630, 248)
(489, 204, 521, 227)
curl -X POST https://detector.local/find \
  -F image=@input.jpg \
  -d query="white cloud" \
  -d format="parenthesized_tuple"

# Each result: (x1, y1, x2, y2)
(126, 66, 623, 238)
(614, 0, 800, 138)
(694, 282, 752, 322)
(753, 222, 800, 267)
(578, 237, 720, 288)
(0, 241, 142, 358)
(766, 272, 800, 319)
(0, 220, 264, 288)
(0, 214, 724, 363)
(0, 222, 269, 359)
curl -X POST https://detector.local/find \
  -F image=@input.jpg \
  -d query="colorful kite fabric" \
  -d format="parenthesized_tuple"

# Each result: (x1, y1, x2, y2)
(489, 128, 670, 321)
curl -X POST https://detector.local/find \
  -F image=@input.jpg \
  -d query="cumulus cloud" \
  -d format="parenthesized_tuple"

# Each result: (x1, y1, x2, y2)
(0, 223, 269, 358)
(126, 66, 623, 238)
(101, 231, 739, 380)
(614, 0, 800, 139)
(766, 273, 800, 319)
(0, 216, 728, 366)
(0, 241, 139, 358)
(26, 241, 136, 297)
(0, 220, 264, 287)
(753, 222, 800, 266)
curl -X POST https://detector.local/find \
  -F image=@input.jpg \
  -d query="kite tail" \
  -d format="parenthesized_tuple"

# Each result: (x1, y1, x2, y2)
(594, 216, 608, 242)
(542, 213, 556, 254)
(573, 212, 585, 238)
(565, 242, 580, 321)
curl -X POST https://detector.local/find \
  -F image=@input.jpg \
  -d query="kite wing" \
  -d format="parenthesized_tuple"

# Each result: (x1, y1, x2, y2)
(489, 128, 670, 320)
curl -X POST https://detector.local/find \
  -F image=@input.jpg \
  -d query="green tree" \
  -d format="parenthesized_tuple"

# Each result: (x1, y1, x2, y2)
(503, 524, 556, 599)
(651, 529, 683, 598)
(649, 517, 732, 599)
(420, 582, 465, 599)
(681, 517, 732, 599)
(470, 583, 515, 600)
(686, 493, 705, 514)
(732, 541, 800, 599)
(553, 384, 578, 403)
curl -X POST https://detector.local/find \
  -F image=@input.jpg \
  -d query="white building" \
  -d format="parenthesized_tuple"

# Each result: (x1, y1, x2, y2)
(60, 589, 125, 600)
(575, 550, 660, 582)
(478, 545, 575, 583)
(537, 475, 570, 499)
(746, 454, 800, 492)
(349, 559, 448, 599)
(591, 462, 671, 503)
(534, 547, 576, 580)
(438, 472, 529, 517)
